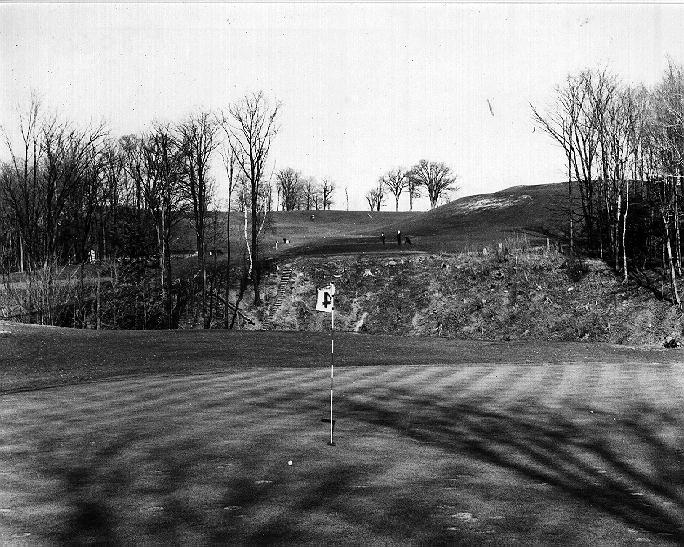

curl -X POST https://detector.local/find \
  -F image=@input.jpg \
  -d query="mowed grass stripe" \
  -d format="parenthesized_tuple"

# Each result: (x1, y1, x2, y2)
(518, 364, 550, 400)
(339, 367, 426, 412)
(466, 364, 520, 400)
(340, 366, 415, 394)
(666, 364, 684, 409)
(595, 362, 619, 404)
(386, 366, 451, 393)
(6, 370, 305, 429)
(584, 361, 604, 403)
(537, 363, 565, 401)
(551, 363, 584, 406)
(496, 365, 538, 405)
(421, 364, 489, 397)
(636, 364, 673, 408)
(259, 369, 330, 409)
(331, 366, 392, 392)
(184, 369, 310, 408)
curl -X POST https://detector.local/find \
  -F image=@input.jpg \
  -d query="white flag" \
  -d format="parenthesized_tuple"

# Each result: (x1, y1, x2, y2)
(316, 284, 335, 313)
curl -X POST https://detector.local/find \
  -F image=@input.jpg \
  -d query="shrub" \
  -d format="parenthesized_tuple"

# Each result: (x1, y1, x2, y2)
(566, 255, 589, 283)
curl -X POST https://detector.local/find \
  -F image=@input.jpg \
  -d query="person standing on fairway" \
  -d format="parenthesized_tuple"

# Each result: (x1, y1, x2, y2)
(397, 229, 402, 246)
(381, 232, 385, 245)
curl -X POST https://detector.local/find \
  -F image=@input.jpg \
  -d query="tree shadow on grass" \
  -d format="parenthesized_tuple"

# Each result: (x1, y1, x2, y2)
(25, 429, 446, 544)
(9, 384, 684, 543)
(338, 389, 684, 540)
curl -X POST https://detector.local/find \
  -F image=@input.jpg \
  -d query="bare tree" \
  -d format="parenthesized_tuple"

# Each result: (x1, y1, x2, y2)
(302, 177, 319, 210)
(41, 118, 108, 263)
(321, 178, 335, 210)
(0, 94, 43, 271)
(276, 167, 304, 211)
(407, 175, 421, 211)
(646, 63, 684, 307)
(220, 141, 239, 328)
(1, 101, 107, 324)
(144, 123, 187, 327)
(365, 187, 384, 211)
(532, 76, 582, 253)
(98, 138, 127, 260)
(380, 167, 407, 211)
(408, 160, 458, 209)
(226, 91, 280, 306)
(599, 85, 646, 279)
(177, 111, 219, 327)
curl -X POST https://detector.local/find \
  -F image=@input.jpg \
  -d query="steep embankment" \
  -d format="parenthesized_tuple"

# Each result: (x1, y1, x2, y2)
(265, 250, 683, 346)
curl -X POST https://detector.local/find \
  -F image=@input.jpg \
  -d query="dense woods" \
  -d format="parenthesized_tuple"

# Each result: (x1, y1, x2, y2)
(532, 63, 684, 307)
(0, 94, 281, 327)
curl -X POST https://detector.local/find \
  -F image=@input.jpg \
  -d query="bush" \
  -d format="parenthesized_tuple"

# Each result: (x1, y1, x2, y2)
(566, 256, 589, 282)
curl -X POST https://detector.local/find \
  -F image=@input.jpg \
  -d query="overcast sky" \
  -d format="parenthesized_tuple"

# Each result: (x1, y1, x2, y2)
(2, 3, 684, 210)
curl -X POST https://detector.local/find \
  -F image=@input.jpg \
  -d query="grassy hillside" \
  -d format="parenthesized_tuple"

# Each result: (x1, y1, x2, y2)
(171, 183, 567, 258)
(376, 183, 568, 251)
(171, 210, 418, 257)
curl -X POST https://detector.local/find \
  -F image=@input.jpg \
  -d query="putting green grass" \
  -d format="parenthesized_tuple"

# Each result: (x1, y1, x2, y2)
(1, 339, 684, 542)
(2, 324, 680, 394)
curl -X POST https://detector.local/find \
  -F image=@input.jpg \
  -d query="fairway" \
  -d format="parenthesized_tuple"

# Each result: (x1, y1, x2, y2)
(2, 356, 684, 543)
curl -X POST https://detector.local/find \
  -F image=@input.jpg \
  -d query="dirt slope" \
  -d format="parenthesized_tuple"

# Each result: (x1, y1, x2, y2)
(264, 249, 683, 346)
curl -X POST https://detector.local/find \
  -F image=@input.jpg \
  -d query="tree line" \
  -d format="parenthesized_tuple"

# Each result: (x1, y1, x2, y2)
(275, 168, 335, 211)
(367, 160, 459, 211)
(0, 91, 280, 327)
(532, 62, 684, 307)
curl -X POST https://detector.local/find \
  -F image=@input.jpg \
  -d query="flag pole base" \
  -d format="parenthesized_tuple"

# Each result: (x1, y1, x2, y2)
(327, 441, 336, 446)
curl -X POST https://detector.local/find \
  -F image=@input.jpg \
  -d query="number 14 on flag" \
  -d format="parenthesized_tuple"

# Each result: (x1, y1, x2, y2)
(316, 284, 335, 313)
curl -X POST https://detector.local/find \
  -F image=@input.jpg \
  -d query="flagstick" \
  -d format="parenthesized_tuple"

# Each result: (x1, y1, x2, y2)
(329, 304, 335, 446)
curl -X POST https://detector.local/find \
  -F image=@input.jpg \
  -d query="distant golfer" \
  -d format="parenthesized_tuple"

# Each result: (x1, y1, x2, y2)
(397, 229, 402, 246)
(381, 232, 385, 245)
(310, 214, 315, 221)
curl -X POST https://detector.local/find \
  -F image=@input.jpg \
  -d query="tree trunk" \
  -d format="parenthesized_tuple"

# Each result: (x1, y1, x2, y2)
(622, 180, 629, 282)
(156, 217, 164, 295)
(207, 260, 216, 328)
(163, 222, 173, 330)
(19, 232, 24, 273)
(96, 268, 101, 330)
(675, 187, 682, 276)
(224, 207, 232, 328)
(615, 192, 621, 270)
(567, 156, 574, 255)
(251, 197, 260, 307)
(663, 215, 681, 308)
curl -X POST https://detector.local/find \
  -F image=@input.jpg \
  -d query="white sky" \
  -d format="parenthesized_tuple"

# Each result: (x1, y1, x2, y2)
(2, 3, 683, 210)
